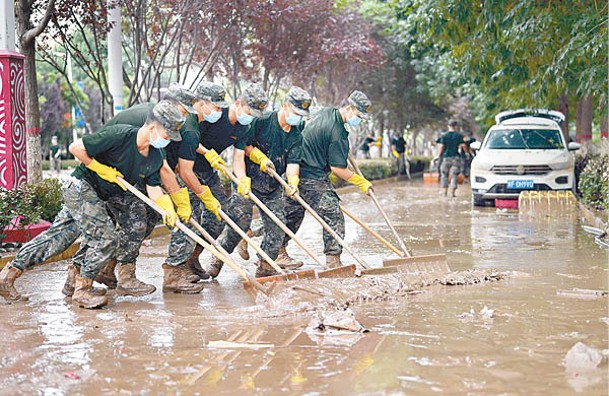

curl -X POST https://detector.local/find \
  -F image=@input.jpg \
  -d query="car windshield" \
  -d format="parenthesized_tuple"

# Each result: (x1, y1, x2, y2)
(485, 129, 565, 150)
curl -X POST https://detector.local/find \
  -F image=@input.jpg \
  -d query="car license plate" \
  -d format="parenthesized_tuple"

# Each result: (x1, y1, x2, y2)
(507, 179, 534, 189)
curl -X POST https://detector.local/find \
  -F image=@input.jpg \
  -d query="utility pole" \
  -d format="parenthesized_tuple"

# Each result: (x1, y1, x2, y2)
(108, 1, 123, 115)
(0, 0, 27, 189)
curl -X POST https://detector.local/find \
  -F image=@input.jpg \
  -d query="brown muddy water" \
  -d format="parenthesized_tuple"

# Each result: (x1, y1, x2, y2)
(0, 181, 607, 395)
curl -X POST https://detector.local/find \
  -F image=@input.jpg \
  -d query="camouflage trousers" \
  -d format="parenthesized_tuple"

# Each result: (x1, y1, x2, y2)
(440, 156, 462, 189)
(218, 186, 285, 262)
(166, 175, 228, 266)
(11, 181, 157, 274)
(55, 178, 117, 279)
(283, 177, 344, 255)
(106, 192, 160, 265)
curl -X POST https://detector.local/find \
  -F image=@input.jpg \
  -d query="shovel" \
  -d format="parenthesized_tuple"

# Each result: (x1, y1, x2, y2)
(347, 155, 449, 274)
(116, 177, 273, 296)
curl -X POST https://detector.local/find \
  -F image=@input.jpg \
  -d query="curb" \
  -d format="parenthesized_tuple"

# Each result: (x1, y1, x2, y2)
(578, 202, 608, 231)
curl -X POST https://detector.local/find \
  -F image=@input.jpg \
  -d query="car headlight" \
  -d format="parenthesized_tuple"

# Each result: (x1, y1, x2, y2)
(550, 160, 573, 170)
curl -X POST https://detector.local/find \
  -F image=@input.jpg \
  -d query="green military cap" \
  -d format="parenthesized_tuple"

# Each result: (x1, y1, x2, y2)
(286, 86, 312, 116)
(166, 83, 198, 114)
(347, 90, 372, 120)
(151, 100, 184, 141)
(196, 81, 230, 108)
(241, 83, 268, 117)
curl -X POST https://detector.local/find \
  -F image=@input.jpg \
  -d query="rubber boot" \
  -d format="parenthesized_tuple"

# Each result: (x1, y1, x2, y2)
(255, 260, 278, 278)
(186, 245, 210, 280)
(326, 254, 343, 269)
(275, 247, 304, 270)
(73, 273, 108, 309)
(206, 256, 224, 279)
(162, 263, 205, 294)
(95, 258, 118, 289)
(237, 230, 253, 260)
(62, 265, 107, 297)
(116, 263, 156, 296)
(0, 264, 23, 301)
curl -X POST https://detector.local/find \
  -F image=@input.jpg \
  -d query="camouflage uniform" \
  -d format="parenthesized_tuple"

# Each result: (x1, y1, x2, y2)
(10, 186, 159, 271)
(106, 190, 160, 265)
(58, 177, 117, 279)
(165, 174, 227, 266)
(284, 177, 344, 256)
(10, 205, 81, 271)
(218, 185, 285, 260)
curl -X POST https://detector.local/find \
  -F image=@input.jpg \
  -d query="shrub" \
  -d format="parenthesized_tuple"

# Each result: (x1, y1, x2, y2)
(578, 154, 609, 211)
(0, 179, 64, 243)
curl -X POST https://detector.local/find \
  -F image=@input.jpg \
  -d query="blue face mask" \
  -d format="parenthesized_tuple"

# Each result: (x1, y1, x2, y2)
(286, 113, 302, 126)
(237, 110, 254, 126)
(204, 109, 222, 123)
(346, 115, 362, 127)
(150, 132, 171, 149)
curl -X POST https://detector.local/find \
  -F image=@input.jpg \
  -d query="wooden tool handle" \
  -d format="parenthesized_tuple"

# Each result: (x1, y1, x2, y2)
(340, 205, 404, 257)
(268, 169, 370, 270)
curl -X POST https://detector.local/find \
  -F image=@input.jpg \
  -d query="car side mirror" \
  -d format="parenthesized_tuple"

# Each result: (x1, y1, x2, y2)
(470, 141, 482, 150)
(567, 142, 581, 151)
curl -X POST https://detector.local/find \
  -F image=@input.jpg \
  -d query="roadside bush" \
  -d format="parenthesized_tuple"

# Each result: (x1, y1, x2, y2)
(41, 159, 79, 171)
(0, 179, 64, 243)
(578, 154, 609, 211)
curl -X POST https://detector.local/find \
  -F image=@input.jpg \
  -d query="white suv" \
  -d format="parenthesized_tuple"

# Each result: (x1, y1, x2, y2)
(470, 109, 580, 207)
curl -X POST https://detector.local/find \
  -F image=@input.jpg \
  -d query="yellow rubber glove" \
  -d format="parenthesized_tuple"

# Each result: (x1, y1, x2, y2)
(169, 187, 192, 222)
(249, 147, 274, 173)
(237, 176, 251, 197)
(392, 149, 399, 158)
(286, 175, 299, 197)
(204, 149, 226, 173)
(197, 188, 221, 220)
(86, 159, 126, 190)
(155, 194, 178, 228)
(347, 173, 372, 194)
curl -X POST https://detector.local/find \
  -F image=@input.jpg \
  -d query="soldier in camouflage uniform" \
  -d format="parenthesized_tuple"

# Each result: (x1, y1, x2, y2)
(160, 84, 228, 293)
(177, 83, 269, 274)
(0, 101, 184, 309)
(208, 86, 311, 278)
(283, 91, 374, 268)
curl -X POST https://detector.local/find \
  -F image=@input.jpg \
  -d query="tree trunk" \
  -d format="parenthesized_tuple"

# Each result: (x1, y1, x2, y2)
(558, 94, 569, 142)
(576, 95, 593, 143)
(600, 109, 608, 139)
(22, 39, 42, 183)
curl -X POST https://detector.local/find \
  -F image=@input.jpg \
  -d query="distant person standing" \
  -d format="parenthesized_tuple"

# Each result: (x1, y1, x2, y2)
(391, 133, 410, 178)
(49, 135, 61, 175)
(461, 131, 476, 181)
(437, 120, 466, 197)
(359, 133, 375, 159)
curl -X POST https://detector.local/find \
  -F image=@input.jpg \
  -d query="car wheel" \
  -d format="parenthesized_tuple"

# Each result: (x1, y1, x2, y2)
(472, 194, 494, 207)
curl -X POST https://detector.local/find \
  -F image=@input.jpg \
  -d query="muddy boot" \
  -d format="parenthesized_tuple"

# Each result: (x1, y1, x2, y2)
(237, 239, 250, 261)
(0, 264, 23, 301)
(237, 230, 253, 260)
(255, 260, 278, 278)
(95, 259, 118, 289)
(275, 247, 304, 270)
(162, 263, 205, 294)
(186, 245, 210, 281)
(116, 263, 156, 296)
(73, 273, 108, 309)
(62, 265, 106, 297)
(326, 254, 343, 269)
(205, 256, 225, 279)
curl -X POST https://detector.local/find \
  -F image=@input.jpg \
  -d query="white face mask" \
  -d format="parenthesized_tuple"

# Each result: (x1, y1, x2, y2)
(150, 130, 170, 149)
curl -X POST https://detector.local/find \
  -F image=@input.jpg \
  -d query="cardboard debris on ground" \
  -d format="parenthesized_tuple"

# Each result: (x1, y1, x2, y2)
(207, 341, 274, 349)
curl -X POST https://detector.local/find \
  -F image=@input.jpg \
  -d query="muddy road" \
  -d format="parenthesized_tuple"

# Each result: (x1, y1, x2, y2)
(1, 181, 607, 394)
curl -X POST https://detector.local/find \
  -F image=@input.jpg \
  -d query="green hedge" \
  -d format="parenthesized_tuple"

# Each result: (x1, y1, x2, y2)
(0, 178, 63, 243)
(41, 159, 79, 171)
(578, 154, 609, 211)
